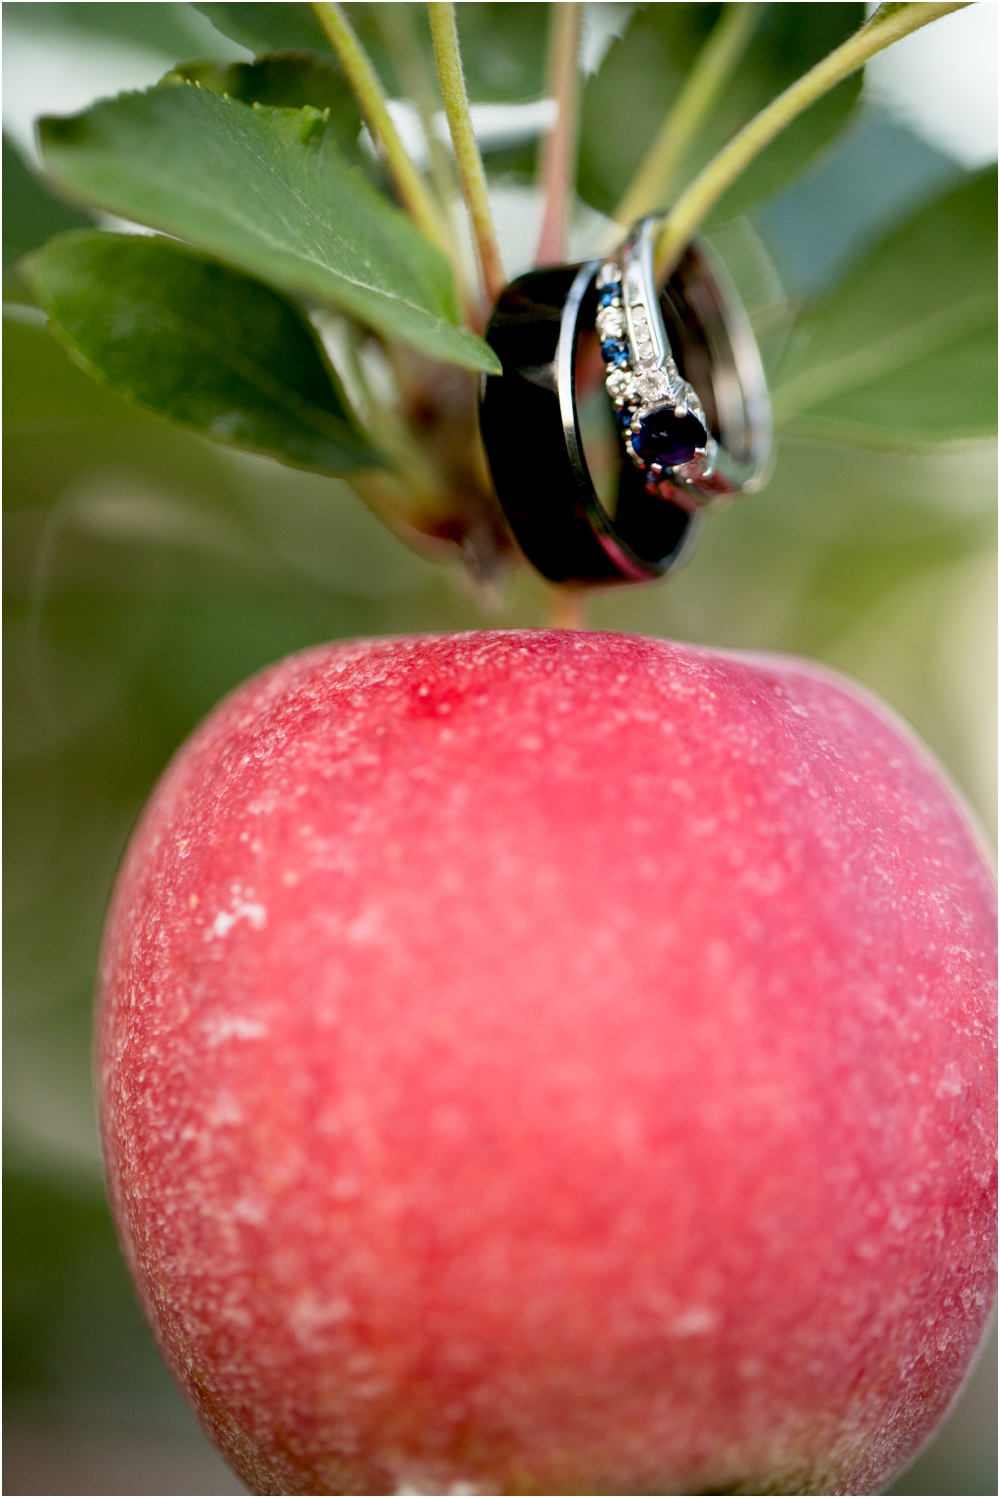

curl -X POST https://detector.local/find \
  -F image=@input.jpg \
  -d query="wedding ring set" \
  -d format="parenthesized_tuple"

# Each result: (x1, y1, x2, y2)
(479, 216, 772, 585)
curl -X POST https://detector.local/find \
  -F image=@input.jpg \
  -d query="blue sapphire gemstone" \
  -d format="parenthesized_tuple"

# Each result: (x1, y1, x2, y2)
(598, 287, 620, 309)
(601, 339, 629, 367)
(634, 405, 707, 468)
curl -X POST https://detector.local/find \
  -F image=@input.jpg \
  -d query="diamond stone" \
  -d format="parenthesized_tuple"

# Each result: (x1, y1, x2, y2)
(635, 370, 671, 404)
(605, 368, 636, 401)
(596, 305, 626, 340)
(596, 261, 621, 289)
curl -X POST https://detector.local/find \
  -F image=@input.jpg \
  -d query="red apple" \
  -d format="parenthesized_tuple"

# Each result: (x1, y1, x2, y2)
(98, 630, 996, 1496)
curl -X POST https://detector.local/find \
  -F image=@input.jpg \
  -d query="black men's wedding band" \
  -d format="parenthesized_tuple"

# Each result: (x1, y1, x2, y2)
(479, 219, 772, 586)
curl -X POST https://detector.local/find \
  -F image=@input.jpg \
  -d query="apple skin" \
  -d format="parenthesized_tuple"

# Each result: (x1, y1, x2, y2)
(98, 630, 996, 1497)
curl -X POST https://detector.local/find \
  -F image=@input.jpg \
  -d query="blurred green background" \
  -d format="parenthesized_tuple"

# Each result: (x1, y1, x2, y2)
(4, 3, 996, 1493)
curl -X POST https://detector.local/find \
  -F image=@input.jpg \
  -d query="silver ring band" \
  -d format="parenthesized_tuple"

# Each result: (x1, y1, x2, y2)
(479, 221, 772, 586)
(594, 217, 772, 506)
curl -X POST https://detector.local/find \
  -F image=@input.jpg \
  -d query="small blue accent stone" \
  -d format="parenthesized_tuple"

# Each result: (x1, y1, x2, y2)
(598, 287, 620, 309)
(634, 405, 707, 468)
(601, 339, 629, 367)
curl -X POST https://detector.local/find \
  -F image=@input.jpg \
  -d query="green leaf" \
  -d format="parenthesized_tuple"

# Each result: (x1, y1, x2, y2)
(450, 3, 551, 104)
(3, 134, 92, 298)
(38, 82, 499, 373)
(192, 3, 550, 185)
(22, 230, 377, 476)
(196, 3, 552, 102)
(170, 51, 363, 158)
(579, 3, 865, 221)
(772, 167, 998, 448)
(5, 2, 246, 63)
(356, 1, 551, 103)
(194, 3, 333, 58)
(193, 2, 403, 93)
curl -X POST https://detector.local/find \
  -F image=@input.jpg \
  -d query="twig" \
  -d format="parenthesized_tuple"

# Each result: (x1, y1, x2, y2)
(311, 2, 447, 252)
(613, 4, 763, 229)
(373, 5, 458, 229)
(654, 1, 970, 282)
(535, 2, 583, 267)
(428, 1, 506, 312)
(371, 4, 476, 317)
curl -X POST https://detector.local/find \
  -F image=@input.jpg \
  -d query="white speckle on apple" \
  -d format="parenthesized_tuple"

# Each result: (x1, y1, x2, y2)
(205, 900, 267, 940)
(936, 1061, 965, 1097)
(202, 1015, 268, 1046)
(671, 1308, 718, 1338)
(232, 1194, 269, 1225)
(346, 906, 384, 945)
(206, 1090, 244, 1127)
(290, 1290, 353, 1350)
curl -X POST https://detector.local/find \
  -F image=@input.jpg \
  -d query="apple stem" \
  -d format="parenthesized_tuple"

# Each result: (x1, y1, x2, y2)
(547, 586, 591, 630)
(534, 2, 583, 268)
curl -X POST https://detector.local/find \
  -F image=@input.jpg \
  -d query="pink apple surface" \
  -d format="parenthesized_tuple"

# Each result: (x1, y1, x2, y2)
(98, 630, 996, 1496)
